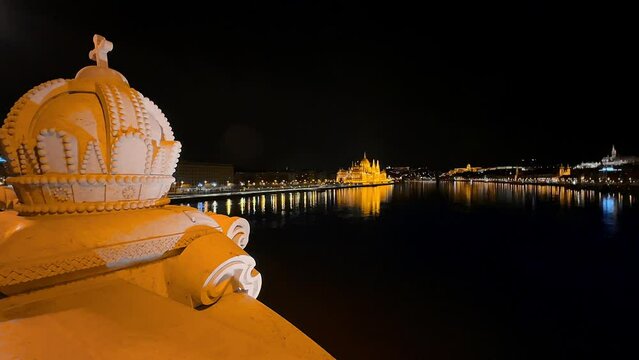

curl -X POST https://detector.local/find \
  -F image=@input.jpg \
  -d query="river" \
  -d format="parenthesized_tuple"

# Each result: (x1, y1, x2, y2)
(174, 181, 638, 358)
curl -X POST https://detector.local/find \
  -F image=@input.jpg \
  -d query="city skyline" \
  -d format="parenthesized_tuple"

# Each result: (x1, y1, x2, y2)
(2, 144, 628, 173)
(0, 2, 633, 170)
(1, 7, 637, 358)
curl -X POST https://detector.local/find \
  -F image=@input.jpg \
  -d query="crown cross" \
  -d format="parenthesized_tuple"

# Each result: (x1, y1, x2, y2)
(88, 34, 113, 68)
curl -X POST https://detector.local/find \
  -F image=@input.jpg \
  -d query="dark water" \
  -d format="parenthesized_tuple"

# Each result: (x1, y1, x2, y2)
(177, 182, 639, 359)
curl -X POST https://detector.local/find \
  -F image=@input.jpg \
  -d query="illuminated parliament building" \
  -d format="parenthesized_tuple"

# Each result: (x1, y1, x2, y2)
(336, 153, 392, 184)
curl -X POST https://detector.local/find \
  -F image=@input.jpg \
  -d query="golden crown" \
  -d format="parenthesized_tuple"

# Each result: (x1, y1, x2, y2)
(0, 35, 181, 215)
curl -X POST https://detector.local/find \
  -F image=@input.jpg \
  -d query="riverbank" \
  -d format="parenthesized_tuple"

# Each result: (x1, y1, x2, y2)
(168, 181, 396, 200)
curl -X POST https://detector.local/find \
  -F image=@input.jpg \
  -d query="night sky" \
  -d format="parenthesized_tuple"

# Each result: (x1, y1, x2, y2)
(0, 1, 634, 170)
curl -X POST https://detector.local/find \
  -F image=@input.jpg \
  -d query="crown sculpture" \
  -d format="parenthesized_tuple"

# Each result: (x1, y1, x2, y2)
(0, 35, 329, 358)
(0, 35, 179, 214)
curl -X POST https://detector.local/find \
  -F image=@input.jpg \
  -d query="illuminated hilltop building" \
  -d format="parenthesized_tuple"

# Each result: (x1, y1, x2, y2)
(336, 153, 391, 184)
(444, 163, 482, 176)
(574, 145, 639, 169)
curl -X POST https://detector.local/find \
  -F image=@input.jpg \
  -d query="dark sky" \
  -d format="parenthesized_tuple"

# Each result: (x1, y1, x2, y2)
(0, 1, 635, 170)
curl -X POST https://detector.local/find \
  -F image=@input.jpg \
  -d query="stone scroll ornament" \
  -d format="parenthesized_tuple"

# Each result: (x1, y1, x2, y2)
(167, 234, 262, 308)
(206, 213, 251, 249)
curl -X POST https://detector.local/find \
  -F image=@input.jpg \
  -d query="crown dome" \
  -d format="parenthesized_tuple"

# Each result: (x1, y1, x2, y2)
(0, 35, 181, 215)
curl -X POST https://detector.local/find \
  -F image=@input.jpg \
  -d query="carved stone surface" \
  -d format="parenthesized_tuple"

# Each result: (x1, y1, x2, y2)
(0, 36, 181, 215)
(50, 187, 72, 202)
(0, 206, 221, 291)
(121, 185, 137, 199)
(0, 187, 18, 210)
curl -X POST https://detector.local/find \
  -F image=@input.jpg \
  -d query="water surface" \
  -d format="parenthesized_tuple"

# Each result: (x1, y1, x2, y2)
(176, 182, 639, 359)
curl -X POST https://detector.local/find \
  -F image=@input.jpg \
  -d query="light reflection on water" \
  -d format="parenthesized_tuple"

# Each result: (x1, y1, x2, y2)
(442, 181, 610, 208)
(177, 181, 633, 234)
(180, 185, 394, 218)
(438, 181, 632, 235)
(601, 195, 619, 234)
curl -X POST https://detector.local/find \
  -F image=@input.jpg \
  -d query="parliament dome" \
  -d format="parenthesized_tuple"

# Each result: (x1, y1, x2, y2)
(360, 152, 370, 167)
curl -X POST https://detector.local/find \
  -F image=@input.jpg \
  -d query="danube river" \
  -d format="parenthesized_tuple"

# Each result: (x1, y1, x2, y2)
(174, 181, 638, 358)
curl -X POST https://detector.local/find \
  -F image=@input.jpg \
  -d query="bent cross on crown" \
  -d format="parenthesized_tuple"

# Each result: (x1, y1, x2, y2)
(88, 34, 113, 68)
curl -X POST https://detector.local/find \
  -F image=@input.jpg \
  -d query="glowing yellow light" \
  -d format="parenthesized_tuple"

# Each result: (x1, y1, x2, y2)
(334, 185, 392, 216)
(303, 192, 307, 209)
(271, 194, 277, 212)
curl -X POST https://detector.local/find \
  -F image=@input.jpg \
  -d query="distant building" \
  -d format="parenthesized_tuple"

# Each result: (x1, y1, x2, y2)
(235, 171, 296, 184)
(443, 163, 482, 176)
(385, 166, 411, 179)
(174, 162, 234, 187)
(234, 169, 332, 185)
(294, 170, 330, 182)
(603, 145, 618, 163)
(601, 145, 639, 166)
(559, 164, 571, 177)
(574, 145, 639, 169)
(336, 153, 391, 184)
